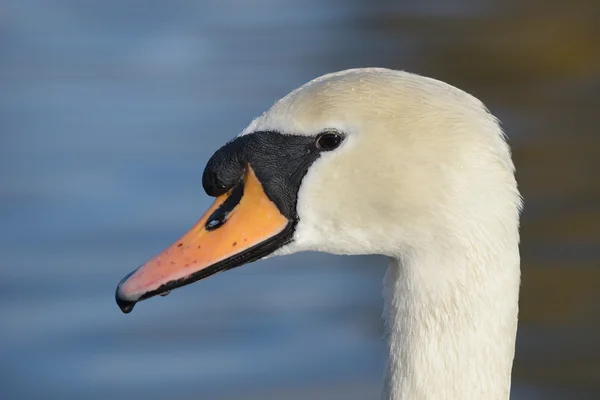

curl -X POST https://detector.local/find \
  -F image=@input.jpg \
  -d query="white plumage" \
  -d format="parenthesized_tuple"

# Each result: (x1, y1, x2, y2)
(244, 68, 522, 399)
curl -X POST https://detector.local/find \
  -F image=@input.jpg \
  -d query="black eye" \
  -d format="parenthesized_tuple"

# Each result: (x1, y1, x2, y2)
(316, 132, 343, 151)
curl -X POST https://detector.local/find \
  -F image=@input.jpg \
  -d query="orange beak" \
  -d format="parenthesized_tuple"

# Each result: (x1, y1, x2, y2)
(115, 167, 292, 313)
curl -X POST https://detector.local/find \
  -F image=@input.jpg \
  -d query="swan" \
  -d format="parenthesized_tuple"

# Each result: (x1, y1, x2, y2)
(115, 68, 522, 399)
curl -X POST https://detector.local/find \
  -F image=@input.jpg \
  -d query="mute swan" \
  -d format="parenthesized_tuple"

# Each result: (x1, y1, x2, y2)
(116, 68, 522, 399)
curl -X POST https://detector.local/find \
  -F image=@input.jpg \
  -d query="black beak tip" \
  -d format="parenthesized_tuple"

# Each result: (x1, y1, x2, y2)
(115, 272, 137, 314)
(116, 294, 136, 314)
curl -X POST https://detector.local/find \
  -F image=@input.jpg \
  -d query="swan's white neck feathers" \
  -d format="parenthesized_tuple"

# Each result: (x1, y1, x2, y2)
(383, 223, 520, 399)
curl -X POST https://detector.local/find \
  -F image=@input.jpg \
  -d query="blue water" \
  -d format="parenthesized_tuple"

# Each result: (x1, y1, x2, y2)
(0, 2, 387, 398)
(1, 1, 599, 399)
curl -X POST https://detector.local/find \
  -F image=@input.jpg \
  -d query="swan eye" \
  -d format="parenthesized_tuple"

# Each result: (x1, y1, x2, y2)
(316, 132, 343, 151)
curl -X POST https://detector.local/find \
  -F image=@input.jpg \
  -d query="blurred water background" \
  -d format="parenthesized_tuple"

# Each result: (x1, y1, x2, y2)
(1, 0, 599, 399)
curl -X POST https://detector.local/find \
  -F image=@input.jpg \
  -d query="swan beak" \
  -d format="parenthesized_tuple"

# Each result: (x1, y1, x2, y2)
(115, 167, 292, 314)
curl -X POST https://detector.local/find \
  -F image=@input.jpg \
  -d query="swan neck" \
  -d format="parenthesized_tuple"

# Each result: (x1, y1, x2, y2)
(382, 247, 520, 400)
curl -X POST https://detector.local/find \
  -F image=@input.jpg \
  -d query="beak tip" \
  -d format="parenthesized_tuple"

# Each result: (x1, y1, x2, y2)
(115, 288, 136, 314)
(118, 301, 136, 314)
(116, 272, 138, 314)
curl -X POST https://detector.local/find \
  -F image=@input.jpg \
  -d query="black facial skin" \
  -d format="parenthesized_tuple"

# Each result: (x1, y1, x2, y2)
(115, 130, 344, 313)
(203, 131, 332, 218)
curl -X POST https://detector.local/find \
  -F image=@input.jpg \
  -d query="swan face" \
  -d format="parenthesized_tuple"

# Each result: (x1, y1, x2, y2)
(249, 68, 517, 257)
(116, 68, 519, 313)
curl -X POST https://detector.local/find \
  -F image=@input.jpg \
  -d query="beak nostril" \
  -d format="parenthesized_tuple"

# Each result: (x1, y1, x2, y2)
(205, 180, 245, 231)
(206, 218, 224, 230)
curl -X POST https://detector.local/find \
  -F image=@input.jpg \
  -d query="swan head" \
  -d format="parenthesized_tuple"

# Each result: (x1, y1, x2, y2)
(116, 68, 520, 313)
